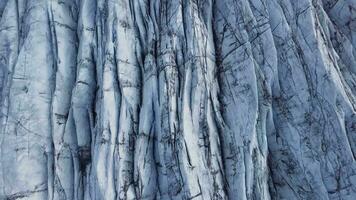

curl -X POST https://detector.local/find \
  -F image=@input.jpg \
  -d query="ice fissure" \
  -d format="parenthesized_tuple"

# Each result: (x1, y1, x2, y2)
(0, 0, 356, 199)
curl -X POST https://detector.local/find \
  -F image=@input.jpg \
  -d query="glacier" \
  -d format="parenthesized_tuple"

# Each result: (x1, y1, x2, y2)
(0, 0, 356, 199)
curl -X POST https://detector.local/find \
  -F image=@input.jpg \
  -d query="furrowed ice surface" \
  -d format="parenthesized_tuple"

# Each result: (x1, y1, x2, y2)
(0, 0, 355, 199)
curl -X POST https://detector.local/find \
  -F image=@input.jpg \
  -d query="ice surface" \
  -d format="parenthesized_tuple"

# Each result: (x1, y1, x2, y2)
(0, 0, 356, 199)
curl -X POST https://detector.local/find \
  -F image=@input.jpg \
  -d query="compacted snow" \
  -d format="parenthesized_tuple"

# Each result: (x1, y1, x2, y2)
(0, 0, 356, 199)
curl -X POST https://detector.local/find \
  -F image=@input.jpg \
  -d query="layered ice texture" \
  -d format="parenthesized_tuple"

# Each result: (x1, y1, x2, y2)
(0, 0, 356, 199)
